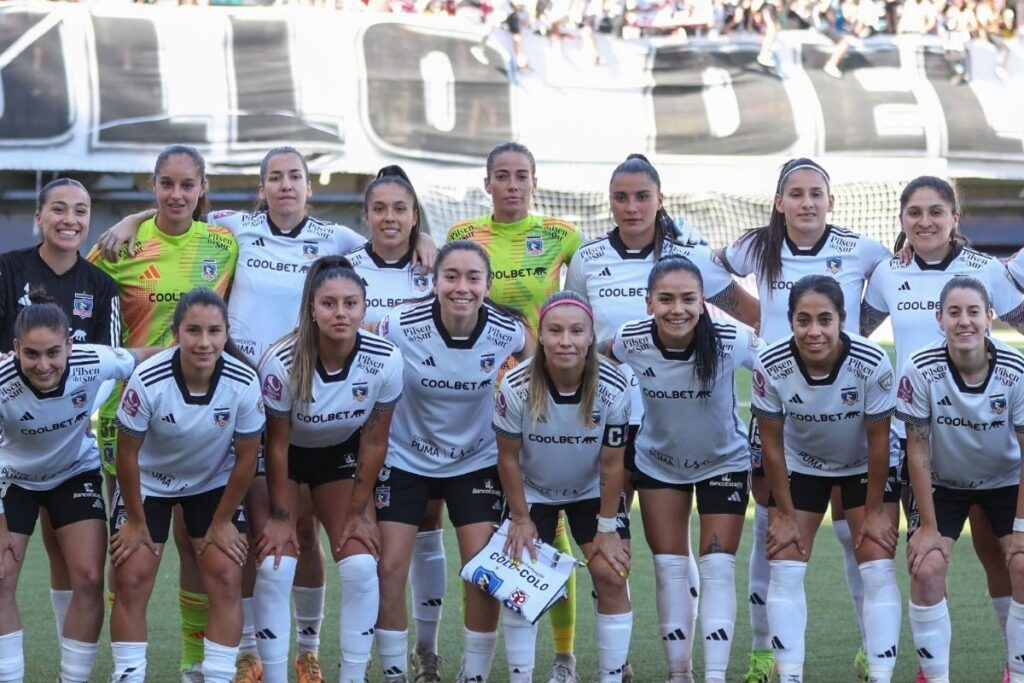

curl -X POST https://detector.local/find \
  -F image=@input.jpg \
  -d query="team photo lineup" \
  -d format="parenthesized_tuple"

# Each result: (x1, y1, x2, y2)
(1, 141, 1024, 683)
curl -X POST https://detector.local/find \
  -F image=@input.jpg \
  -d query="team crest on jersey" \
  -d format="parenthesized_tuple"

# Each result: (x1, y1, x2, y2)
(102, 445, 114, 465)
(72, 293, 94, 319)
(826, 257, 843, 274)
(378, 465, 391, 482)
(122, 388, 142, 417)
(753, 370, 766, 397)
(70, 390, 87, 409)
(991, 394, 1007, 414)
(471, 567, 503, 595)
(413, 274, 429, 292)
(374, 485, 391, 509)
(587, 409, 601, 429)
(201, 259, 218, 282)
(480, 353, 495, 373)
(352, 382, 369, 401)
(262, 374, 284, 401)
(841, 387, 859, 406)
(302, 242, 319, 260)
(526, 236, 545, 256)
(897, 376, 913, 404)
(214, 408, 231, 427)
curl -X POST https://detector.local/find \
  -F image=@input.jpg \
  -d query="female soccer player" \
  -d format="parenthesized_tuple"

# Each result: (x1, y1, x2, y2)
(0, 293, 144, 682)
(348, 165, 432, 331)
(447, 142, 583, 683)
(898, 276, 1024, 683)
(752, 275, 901, 683)
(719, 157, 891, 683)
(610, 256, 763, 683)
(108, 288, 264, 683)
(495, 291, 632, 683)
(254, 256, 402, 683)
(374, 240, 527, 683)
(0, 178, 121, 647)
(862, 176, 1024, 675)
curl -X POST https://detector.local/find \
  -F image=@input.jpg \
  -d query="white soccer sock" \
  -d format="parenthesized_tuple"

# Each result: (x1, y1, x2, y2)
(376, 629, 409, 680)
(239, 596, 257, 655)
(59, 637, 98, 683)
(596, 611, 632, 683)
(767, 560, 808, 680)
(293, 584, 325, 656)
(748, 504, 772, 650)
(254, 555, 298, 683)
(338, 555, 379, 683)
(502, 608, 537, 681)
(909, 599, 951, 681)
(685, 537, 699, 655)
(0, 630, 22, 683)
(202, 637, 239, 683)
(995, 595, 1012, 644)
(1005, 600, 1024, 677)
(833, 520, 866, 646)
(411, 529, 446, 654)
(700, 553, 736, 682)
(858, 559, 900, 682)
(50, 589, 72, 644)
(653, 554, 693, 677)
(462, 628, 498, 681)
(110, 641, 147, 683)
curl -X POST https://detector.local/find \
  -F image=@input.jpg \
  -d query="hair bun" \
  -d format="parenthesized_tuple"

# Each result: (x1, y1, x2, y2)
(376, 165, 411, 183)
(26, 286, 55, 306)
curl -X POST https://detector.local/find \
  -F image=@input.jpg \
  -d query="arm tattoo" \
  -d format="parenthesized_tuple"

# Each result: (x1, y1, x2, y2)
(859, 302, 889, 337)
(704, 532, 723, 555)
(270, 505, 289, 521)
(364, 412, 381, 430)
(907, 423, 933, 476)
(707, 283, 741, 318)
(600, 472, 607, 488)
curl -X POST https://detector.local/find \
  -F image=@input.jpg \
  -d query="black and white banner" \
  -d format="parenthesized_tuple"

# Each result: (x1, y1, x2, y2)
(1, 2, 1022, 178)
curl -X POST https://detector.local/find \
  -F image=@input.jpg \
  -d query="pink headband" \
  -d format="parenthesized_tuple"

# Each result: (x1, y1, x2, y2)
(539, 298, 593, 321)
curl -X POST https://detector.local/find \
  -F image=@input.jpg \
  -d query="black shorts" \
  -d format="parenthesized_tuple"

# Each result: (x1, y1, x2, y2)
(934, 484, 1018, 540)
(287, 431, 360, 489)
(255, 437, 267, 477)
(505, 8, 522, 34)
(109, 485, 247, 544)
(897, 437, 909, 485)
(2, 470, 107, 536)
(748, 417, 764, 476)
(374, 464, 503, 528)
(515, 494, 631, 546)
(769, 467, 901, 514)
(623, 424, 640, 473)
(632, 468, 750, 516)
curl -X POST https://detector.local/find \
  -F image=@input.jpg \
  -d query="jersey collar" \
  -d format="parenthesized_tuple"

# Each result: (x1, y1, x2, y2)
(790, 331, 852, 386)
(650, 319, 696, 361)
(784, 225, 833, 257)
(542, 365, 583, 404)
(944, 337, 996, 394)
(171, 349, 224, 405)
(365, 244, 414, 269)
(14, 358, 71, 399)
(315, 333, 363, 383)
(33, 245, 84, 279)
(266, 213, 310, 238)
(913, 245, 960, 271)
(432, 299, 489, 349)
(608, 228, 654, 260)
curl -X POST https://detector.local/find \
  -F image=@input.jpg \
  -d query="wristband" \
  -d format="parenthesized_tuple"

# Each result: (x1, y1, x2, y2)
(1014, 517, 1024, 533)
(596, 516, 617, 534)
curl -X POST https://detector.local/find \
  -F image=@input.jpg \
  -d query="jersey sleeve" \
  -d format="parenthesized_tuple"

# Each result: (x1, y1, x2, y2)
(864, 354, 896, 422)
(610, 325, 629, 367)
(983, 259, 1024, 319)
(85, 245, 118, 277)
(734, 330, 767, 371)
(512, 321, 527, 355)
(607, 382, 630, 427)
(259, 354, 292, 418)
(859, 237, 892, 278)
(863, 265, 891, 314)
(895, 358, 930, 427)
(378, 310, 397, 345)
(334, 225, 367, 255)
(375, 349, 404, 410)
(234, 378, 266, 441)
(1008, 250, 1024, 293)
(721, 236, 755, 278)
(115, 372, 152, 439)
(96, 345, 137, 381)
(94, 273, 121, 346)
(563, 256, 588, 300)
(686, 244, 734, 300)
(750, 357, 784, 421)
(492, 376, 524, 439)
(206, 210, 244, 234)
(561, 227, 582, 265)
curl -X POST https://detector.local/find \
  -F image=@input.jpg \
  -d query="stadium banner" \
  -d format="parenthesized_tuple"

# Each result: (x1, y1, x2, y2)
(1, 2, 1023, 180)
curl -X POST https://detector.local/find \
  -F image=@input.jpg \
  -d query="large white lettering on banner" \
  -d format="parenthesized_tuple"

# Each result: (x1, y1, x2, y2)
(460, 520, 579, 624)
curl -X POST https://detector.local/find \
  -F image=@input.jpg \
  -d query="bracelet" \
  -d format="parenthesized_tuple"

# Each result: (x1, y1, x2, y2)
(596, 516, 618, 533)
(1013, 517, 1024, 533)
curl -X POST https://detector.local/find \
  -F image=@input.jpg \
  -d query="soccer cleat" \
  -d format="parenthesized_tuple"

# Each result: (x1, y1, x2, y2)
(382, 674, 409, 683)
(743, 650, 777, 683)
(232, 652, 264, 683)
(180, 664, 205, 683)
(294, 652, 324, 683)
(412, 647, 443, 683)
(621, 661, 634, 683)
(853, 648, 869, 682)
(454, 663, 485, 683)
(547, 660, 579, 683)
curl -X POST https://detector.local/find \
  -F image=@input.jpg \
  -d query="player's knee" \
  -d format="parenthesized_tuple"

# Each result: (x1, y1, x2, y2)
(69, 562, 105, 595)
(912, 553, 948, 600)
(113, 568, 152, 600)
(588, 556, 628, 597)
(203, 561, 242, 597)
(376, 553, 407, 592)
(1007, 552, 1024, 586)
(295, 515, 321, 555)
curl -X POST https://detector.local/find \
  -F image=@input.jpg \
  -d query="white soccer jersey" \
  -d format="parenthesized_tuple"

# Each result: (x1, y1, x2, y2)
(0, 345, 135, 490)
(492, 357, 630, 505)
(896, 338, 1024, 490)
(864, 247, 1024, 437)
(722, 225, 891, 343)
(208, 210, 365, 363)
(1008, 249, 1024, 293)
(259, 331, 403, 448)
(612, 320, 763, 484)
(750, 332, 896, 476)
(346, 244, 433, 327)
(380, 299, 526, 477)
(116, 347, 265, 497)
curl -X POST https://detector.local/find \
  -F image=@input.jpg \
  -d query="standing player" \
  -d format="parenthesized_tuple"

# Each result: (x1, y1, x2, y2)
(374, 241, 527, 683)
(897, 277, 1024, 683)
(611, 256, 762, 683)
(861, 176, 1024, 678)
(88, 145, 238, 682)
(1008, 247, 1024, 294)
(108, 289, 264, 683)
(752, 275, 901, 683)
(0, 178, 120, 647)
(0, 294, 144, 683)
(253, 256, 402, 683)
(447, 142, 584, 683)
(718, 157, 891, 683)
(495, 291, 632, 683)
